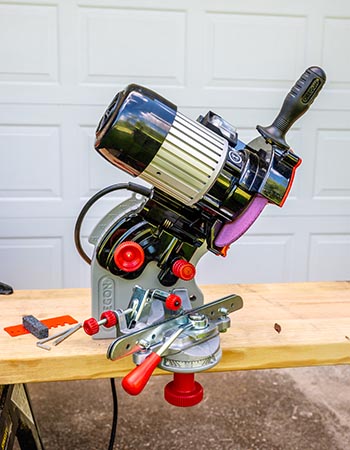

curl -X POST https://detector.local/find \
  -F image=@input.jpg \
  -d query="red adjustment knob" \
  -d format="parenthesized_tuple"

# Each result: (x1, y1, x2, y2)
(164, 373, 203, 407)
(114, 241, 145, 272)
(172, 259, 196, 281)
(165, 294, 182, 311)
(100, 310, 117, 328)
(83, 317, 99, 336)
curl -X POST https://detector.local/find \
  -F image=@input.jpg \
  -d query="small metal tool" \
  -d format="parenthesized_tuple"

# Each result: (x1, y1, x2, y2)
(36, 323, 82, 351)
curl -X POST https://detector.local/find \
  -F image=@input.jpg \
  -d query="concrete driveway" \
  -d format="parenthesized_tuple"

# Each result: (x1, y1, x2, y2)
(28, 365, 350, 450)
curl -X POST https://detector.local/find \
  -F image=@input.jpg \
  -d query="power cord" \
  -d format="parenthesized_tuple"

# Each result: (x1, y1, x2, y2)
(108, 378, 118, 450)
(74, 182, 152, 265)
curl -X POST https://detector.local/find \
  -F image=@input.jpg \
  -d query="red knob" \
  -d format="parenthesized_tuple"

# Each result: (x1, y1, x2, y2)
(114, 241, 145, 272)
(165, 294, 182, 311)
(164, 373, 203, 407)
(122, 352, 161, 396)
(100, 310, 117, 328)
(172, 259, 196, 281)
(83, 317, 99, 336)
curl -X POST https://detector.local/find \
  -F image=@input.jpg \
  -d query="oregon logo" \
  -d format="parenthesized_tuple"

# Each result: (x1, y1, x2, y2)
(99, 277, 114, 310)
(302, 78, 321, 104)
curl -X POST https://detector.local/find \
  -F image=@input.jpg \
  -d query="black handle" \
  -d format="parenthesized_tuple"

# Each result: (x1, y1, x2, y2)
(257, 66, 326, 149)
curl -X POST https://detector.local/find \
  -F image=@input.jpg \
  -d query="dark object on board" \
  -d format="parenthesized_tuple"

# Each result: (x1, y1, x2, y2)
(22, 315, 49, 339)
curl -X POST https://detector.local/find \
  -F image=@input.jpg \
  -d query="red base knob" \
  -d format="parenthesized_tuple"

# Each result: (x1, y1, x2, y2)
(164, 373, 203, 407)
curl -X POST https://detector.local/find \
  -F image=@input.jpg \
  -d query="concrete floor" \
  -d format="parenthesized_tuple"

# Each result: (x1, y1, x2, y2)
(28, 365, 350, 450)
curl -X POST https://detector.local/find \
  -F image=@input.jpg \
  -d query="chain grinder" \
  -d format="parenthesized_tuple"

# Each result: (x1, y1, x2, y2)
(75, 66, 326, 406)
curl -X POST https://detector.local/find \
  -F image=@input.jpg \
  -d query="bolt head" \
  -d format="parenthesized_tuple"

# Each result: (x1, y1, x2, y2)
(188, 313, 208, 329)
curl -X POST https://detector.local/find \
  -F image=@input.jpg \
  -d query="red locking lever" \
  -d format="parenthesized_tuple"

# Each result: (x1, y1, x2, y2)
(122, 326, 185, 396)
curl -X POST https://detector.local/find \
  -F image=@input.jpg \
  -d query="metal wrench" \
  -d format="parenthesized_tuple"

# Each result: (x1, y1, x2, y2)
(36, 323, 82, 350)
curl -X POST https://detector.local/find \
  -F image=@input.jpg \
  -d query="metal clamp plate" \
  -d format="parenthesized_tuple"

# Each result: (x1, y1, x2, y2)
(107, 294, 242, 361)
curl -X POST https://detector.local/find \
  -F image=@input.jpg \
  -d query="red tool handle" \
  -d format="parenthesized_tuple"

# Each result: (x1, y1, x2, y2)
(122, 352, 161, 396)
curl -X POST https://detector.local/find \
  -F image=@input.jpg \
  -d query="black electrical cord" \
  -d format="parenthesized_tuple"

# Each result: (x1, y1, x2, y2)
(74, 182, 152, 265)
(108, 378, 118, 450)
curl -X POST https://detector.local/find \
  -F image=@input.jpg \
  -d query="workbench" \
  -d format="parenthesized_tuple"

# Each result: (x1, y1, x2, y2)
(1, 281, 350, 385)
(1, 281, 350, 449)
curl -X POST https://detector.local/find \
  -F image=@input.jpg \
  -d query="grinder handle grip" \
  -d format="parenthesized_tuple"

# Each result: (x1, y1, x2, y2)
(257, 66, 326, 149)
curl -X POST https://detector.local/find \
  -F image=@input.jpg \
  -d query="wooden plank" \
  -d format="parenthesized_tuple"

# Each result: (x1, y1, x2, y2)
(0, 282, 349, 384)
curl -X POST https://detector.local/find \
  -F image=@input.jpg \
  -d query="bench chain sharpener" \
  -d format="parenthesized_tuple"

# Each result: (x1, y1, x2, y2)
(76, 67, 326, 406)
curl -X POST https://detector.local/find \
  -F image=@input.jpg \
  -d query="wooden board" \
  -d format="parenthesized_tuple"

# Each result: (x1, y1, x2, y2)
(1, 282, 350, 384)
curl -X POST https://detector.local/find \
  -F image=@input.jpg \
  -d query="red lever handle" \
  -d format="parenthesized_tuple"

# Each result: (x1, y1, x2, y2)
(122, 326, 185, 396)
(122, 352, 161, 396)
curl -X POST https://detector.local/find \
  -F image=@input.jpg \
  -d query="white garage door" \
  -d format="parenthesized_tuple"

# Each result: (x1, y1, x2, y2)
(0, 0, 349, 289)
